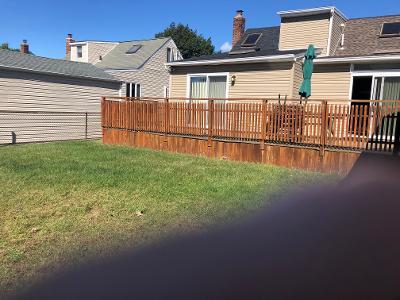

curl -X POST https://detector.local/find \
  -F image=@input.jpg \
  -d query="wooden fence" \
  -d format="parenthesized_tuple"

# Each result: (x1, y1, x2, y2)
(102, 97, 400, 155)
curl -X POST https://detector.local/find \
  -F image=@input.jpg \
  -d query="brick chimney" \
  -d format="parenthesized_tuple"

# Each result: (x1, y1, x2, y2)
(66, 33, 75, 58)
(232, 10, 245, 47)
(20, 40, 29, 54)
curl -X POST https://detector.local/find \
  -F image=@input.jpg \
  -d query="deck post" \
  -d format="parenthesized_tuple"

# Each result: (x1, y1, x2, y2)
(208, 99, 214, 148)
(164, 97, 169, 144)
(260, 99, 268, 150)
(320, 100, 328, 157)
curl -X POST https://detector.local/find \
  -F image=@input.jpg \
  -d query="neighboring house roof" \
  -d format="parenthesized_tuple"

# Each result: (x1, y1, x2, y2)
(0, 49, 119, 82)
(94, 37, 171, 70)
(170, 27, 306, 64)
(332, 15, 400, 57)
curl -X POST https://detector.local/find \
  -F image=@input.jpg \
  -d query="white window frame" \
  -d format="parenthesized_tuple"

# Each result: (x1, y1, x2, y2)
(77, 45, 83, 58)
(349, 67, 400, 102)
(125, 82, 141, 98)
(349, 69, 400, 139)
(186, 73, 230, 101)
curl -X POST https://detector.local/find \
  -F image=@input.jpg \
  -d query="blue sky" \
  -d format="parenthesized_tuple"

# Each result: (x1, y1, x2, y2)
(1, 0, 399, 58)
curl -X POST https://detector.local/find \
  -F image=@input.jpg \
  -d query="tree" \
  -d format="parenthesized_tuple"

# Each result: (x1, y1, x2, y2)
(1, 42, 34, 54)
(1, 43, 19, 52)
(155, 23, 214, 59)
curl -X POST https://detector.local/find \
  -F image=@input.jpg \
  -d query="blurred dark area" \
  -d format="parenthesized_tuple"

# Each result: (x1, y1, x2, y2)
(13, 153, 400, 300)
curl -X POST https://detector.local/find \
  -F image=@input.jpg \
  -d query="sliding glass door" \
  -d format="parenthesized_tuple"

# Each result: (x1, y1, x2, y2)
(188, 74, 228, 128)
(381, 77, 400, 100)
(189, 74, 228, 101)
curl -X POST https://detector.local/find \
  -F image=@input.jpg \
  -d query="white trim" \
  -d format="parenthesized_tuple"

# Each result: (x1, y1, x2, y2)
(351, 70, 400, 77)
(277, 6, 347, 21)
(70, 41, 119, 46)
(166, 54, 298, 67)
(350, 69, 400, 102)
(315, 55, 400, 64)
(327, 13, 334, 56)
(347, 63, 355, 101)
(186, 72, 230, 99)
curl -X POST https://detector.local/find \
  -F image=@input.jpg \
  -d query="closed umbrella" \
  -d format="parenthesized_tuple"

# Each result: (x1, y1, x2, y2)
(299, 45, 316, 99)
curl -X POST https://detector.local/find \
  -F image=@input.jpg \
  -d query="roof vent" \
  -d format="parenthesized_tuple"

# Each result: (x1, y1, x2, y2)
(126, 44, 142, 54)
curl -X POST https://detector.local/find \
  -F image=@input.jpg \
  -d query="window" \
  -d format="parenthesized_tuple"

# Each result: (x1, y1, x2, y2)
(381, 22, 400, 36)
(77, 46, 83, 58)
(241, 33, 262, 47)
(167, 47, 174, 62)
(126, 44, 142, 54)
(188, 74, 227, 100)
(125, 83, 141, 98)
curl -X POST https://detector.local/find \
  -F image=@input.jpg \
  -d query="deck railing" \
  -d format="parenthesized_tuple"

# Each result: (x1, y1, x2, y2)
(101, 97, 400, 155)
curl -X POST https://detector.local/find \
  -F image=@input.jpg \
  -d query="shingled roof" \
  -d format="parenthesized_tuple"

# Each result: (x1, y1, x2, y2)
(333, 15, 400, 57)
(174, 26, 306, 63)
(0, 49, 118, 82)
(94, 37, 171, 70)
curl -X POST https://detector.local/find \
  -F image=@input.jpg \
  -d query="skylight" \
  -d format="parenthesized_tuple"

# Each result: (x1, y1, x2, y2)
(126, 44, 142, 54)
(381, 22, 400, 36)
(241, 33, 262, 47)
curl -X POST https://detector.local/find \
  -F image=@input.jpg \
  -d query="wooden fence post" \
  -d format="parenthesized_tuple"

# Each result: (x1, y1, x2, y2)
(101, 97, 106, 128)
(208, 99, 214, 147)
(320, 100, 328, 157)
(85, 112, 88, 140)
(164, 97, 169, 144)
(260, 99, 268, 150)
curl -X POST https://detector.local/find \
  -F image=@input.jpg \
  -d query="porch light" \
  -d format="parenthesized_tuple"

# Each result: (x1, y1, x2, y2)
(231, 75, 237, 86)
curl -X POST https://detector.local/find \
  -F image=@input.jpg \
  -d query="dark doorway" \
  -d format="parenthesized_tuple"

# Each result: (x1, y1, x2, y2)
(351, 77, 372, 135)
(351, 77, 372, 100)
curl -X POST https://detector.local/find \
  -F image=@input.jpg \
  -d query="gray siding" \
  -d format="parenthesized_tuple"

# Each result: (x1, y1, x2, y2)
(107, 39, 179, 98)
(0, 69, 120, 144)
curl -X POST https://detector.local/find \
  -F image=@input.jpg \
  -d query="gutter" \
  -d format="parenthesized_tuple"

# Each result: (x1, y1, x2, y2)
(166, 54, 301, 67)
(277, 6, 348, 21)
(314, 55, 400, 64)
(0, 64, 121, 84)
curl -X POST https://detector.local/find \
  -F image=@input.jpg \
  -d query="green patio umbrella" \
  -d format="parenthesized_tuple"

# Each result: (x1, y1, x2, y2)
(299, 44, 316, 98)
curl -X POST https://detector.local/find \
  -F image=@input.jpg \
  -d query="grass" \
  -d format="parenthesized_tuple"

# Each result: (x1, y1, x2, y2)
(0, 140, 338, 296)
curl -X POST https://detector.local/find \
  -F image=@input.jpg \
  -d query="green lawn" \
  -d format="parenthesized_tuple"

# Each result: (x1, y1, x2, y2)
(0, 141, 338, 296)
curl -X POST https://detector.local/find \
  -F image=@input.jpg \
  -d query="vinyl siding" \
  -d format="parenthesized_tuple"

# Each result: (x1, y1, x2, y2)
(292, 59, 303, 99)
(170, 62, 294, 99)
(107, 39, 179, 98)
(309, 64, 351, 103)
(229, 63, 293, 98)
(0, 69, 120, 144)
(170, 74, 186, 98)
(279, 14, 330, 55)
(329, 12, 347, 55)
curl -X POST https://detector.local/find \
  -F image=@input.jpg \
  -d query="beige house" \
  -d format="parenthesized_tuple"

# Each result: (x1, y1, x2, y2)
(167, 7, 400, 104)
(0, 46, 120, 144)
(67, 36, 181, 98)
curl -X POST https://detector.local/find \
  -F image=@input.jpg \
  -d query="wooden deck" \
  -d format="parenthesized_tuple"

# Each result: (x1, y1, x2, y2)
(101, 97, 400, 174)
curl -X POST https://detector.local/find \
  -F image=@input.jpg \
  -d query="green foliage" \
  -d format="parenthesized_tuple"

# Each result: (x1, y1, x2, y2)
(1, 42, 34, 55)
(155, 22, 214, 59)
(1, 43, 19, 52)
